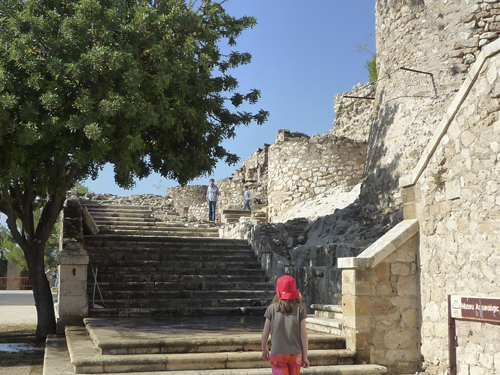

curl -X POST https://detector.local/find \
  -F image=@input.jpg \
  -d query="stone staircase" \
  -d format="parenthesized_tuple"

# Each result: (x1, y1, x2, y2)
(221, 209, 252, 224)
(85, 235, 275, 317)
(43, 202, 388, 374)
(84, 203, 275, 317)
(84, 203, 219, 237)
(307, 304, 344, 336)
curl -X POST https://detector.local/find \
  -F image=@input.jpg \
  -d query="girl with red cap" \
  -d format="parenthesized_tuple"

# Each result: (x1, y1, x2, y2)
(261, 275, 309, 374)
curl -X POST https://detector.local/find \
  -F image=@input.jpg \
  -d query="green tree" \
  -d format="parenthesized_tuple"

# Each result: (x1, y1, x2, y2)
(0, 0, 267, 338)
(365, 53, 377, 82)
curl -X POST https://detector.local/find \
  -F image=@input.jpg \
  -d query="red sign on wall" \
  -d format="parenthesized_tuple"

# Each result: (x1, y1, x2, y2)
(450, 295, 500, 323)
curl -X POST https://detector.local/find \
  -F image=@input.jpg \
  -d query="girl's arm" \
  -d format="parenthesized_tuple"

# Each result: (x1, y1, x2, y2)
(300, 318, 309, 368)
(261, 318, 271, 361)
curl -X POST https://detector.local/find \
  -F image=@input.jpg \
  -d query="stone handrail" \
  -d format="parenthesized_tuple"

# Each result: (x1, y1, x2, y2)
(337, 219, 419, 269)
(400, 37, 500, 188)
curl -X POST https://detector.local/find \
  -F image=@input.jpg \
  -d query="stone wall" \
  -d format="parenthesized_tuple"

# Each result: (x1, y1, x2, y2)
(267, 130, 367, 222)
(167, 186, 206, 217)
(332, 82, 376, 142)
(362, 0, 500, 220)
(410, 48, 500, 375)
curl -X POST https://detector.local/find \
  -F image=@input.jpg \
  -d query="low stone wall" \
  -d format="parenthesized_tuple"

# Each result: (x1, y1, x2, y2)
(267, 130, 367, 222)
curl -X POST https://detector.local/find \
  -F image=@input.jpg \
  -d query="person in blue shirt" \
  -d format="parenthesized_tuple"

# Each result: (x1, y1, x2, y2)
(206, 179, 221, 221)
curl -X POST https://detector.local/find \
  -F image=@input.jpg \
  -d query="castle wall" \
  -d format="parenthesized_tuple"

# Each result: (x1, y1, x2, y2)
(414, 51, 500, 375)
(332, 82, 376, 142)
(267, 130, 367, 222)
(363, 0, 497, 220)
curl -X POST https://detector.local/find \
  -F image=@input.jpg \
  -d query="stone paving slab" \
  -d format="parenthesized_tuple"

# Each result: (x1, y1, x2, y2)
(43, 336, 74, 375)
(83, 316, 343, 355)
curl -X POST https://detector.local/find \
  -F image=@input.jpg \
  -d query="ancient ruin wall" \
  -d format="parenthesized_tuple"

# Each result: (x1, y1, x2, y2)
(167, 185, 207, 216)
(332, 82, 376, 142)
(415, 53, 500, 375)
(267, 130, 367, 222)
(363, 0, 499, 219)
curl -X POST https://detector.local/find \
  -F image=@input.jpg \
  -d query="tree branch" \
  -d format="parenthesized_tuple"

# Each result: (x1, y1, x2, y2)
(1, 188, 29, 251)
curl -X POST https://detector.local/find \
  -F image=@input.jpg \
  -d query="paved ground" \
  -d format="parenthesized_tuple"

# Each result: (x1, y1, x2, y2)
(0, 290, 48, 375)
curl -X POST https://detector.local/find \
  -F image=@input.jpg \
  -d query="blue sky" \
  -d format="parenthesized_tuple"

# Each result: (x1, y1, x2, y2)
(83, 0, 376, 196)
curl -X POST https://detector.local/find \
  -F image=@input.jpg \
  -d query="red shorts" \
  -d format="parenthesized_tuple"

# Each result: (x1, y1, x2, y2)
(270, 354, 302, 375)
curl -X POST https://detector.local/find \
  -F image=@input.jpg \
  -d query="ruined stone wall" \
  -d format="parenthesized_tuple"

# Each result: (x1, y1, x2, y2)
(167, 185, 207, 216)
(332, 82, 376, 142)
(363, 0, 500, 220)
(267, 130, 367, 222)
(414, 52, 500, 375)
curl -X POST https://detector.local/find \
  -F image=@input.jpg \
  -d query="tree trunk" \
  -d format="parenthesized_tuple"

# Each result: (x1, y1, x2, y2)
(25, 244, 56, 340)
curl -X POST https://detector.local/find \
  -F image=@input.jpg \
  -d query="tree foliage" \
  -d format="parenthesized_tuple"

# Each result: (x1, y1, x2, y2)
(365, 53, 377, 82)
(0, 0, 267, 338)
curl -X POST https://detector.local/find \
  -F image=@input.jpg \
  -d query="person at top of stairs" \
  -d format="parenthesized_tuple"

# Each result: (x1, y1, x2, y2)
(206, 178, 221, 221)
(242, 185, 252, 211)
(262, 275, 309, 374)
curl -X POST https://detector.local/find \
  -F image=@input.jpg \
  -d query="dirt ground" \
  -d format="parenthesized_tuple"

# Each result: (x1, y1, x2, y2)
(0, 326, 44, 375)
(0, 291, 44, 375)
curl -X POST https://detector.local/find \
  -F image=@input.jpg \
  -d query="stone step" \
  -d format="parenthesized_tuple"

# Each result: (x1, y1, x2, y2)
(311, 304, 343, 320)
(97, 224, 219, 232)
(74, 366, 388, 375)
(66, 326, 356, 373)
(85, 281, 273, 292)
(87, 253, 258, 263)
(85, 244, 254, 254)
(86, 289, 275, 301)
(92, 297, 273, 309)
(87, 306, 268, 317)
(45, 336, 388, 375)
(84, 236, 249, 246)
(89, 211, 154, 219)
(83, 204, 152, 211)
(89, 274, 268, 283)
(93, 217, 159, 224)
(89, 267, 267, 278)
(83, 318, 345, 355)
(306, 315, 343, 336)
(96, 229, 220, 237)
(87, 261, 263, 271)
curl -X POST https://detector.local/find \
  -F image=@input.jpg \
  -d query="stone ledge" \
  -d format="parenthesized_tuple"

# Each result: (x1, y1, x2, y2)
(338, 220, 419, 269)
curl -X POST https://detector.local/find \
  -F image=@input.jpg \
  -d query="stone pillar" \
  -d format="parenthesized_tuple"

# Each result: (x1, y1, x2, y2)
(56, 199, 89, 333)
(6, 262, 22, 290)
(342, 268, 372, 364)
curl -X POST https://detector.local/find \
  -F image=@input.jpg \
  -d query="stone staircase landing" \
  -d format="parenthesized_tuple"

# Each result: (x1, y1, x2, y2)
(43, 315, 388, 375)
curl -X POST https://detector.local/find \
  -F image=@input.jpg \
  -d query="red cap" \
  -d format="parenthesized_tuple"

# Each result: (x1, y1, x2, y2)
(276, 275, 299, 300)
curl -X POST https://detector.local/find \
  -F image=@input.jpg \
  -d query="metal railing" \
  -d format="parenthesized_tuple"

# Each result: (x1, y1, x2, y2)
(0, 277, 32, 290)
